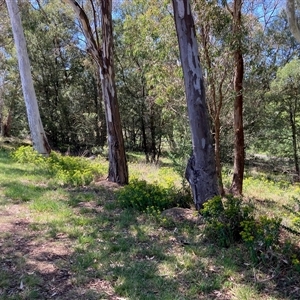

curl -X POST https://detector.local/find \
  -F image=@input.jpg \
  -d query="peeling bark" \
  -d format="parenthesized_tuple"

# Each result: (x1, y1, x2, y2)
(100, 0, 128, 184)
(172, 0, 219, 209)
(6, 0, 51, 155)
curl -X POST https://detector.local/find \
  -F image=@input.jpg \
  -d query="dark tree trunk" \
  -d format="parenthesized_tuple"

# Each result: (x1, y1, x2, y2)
(215, 117, 225, 195)
(141, 112, 149, 163)
(149, 106, 157, 163)
(172, 0, 219, 209)
(200, 23, 225, 195)
(95, 67, 106, 147)
(289, 106, 300, 179)
(229, 0, 244, 196)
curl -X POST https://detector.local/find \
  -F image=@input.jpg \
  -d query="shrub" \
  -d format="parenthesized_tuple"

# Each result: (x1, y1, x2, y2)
(12, 146, 104, 186)
(282, 197, 300, 236)
(200, 195, 255, 247)
(240, 216, 282, 264)
(116, 179, 191, 213)
(12, 145, 46, 165)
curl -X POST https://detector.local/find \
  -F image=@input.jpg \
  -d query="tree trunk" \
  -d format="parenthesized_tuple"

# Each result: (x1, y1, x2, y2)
(200, 23, 225, 195)
(229, 0, 244, 196)
(64, 0, 128, 184)
(6, 0, 51, 155)
(100, 1, 128, 184)
(215, 116, 225, 195)
(172, 0, 219, 209)
(286, 0, 300, 43)
(95, 67, 107, 147)
(289, 105, 300, 179)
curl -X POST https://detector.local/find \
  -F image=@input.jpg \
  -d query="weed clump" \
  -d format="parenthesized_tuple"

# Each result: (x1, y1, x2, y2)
(116, 179, 192, 213)
(12, 146, 104, 186)
(200, 195, 254, 247)
(200, 195, 300, 269)
(240, 216, 282, 263)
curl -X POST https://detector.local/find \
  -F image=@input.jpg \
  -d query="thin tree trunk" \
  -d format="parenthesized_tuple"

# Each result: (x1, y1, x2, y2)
(6, 0, 51, 155)
(172, 0, 219, 209)
(215, 116, 225, 195)
(289, 106, 300, 179)
(229, 0, 244, 195)
(200, 23, 225, 195)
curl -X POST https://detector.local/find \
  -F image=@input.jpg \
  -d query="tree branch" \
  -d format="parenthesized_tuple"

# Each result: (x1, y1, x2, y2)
(62, 0, 103, 66)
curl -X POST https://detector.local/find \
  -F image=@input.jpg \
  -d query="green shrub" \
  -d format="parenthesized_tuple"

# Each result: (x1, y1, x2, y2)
(116, 179, 191, 213)
(282, 197, 300, 236)
(12, 146, 104, 186)
(200, 195, 255, 247)
(12, 145, 46, 165)
(241, 216, 282, 264)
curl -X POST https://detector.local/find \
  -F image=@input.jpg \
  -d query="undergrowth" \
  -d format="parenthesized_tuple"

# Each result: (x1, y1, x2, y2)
(201, 195, 300, 270)
(1, 145, 300, 299)
(12, 146, 105, 186)
(116, 179, 192, 213)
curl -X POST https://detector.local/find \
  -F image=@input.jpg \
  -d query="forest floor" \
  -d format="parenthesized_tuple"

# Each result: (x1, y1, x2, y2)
(0, 144, 300, 299)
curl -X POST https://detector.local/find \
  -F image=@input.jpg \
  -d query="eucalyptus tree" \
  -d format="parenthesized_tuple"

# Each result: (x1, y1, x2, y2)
(19, 1, 105, 152)
(193, 0, 234, 195)
(6, 0, 51, 155)
(172, 0, 219, 209)
(63, 0, 128, 184)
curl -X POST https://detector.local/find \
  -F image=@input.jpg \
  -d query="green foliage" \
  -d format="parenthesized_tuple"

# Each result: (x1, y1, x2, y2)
(240, 216, 282, 264)
(12, 146, 104, 186)
(200, 195, 255, 247)
(282, 197, 300, 236)
(12, 145, 46, 165)
(116, 179, 191, 213)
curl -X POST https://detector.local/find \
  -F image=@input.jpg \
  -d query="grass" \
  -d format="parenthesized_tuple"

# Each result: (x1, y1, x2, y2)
(0, 145, 299, 299)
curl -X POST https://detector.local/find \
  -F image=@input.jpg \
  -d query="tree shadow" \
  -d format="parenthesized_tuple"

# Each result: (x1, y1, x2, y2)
(1, 183, 300, 299)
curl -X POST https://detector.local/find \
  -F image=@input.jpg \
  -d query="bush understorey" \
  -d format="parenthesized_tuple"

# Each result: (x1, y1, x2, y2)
(12, 146, 105, 186)
(116, 179, 192, 214)
(200, 195, 300, 272)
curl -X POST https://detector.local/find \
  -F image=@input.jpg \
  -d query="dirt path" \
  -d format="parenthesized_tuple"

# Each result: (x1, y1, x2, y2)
(0, 203, 125, 300)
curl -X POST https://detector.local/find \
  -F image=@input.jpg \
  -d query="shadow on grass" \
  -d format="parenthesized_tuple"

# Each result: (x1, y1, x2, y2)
(1, 183, 300, 299)
(0, 181, 52, 203)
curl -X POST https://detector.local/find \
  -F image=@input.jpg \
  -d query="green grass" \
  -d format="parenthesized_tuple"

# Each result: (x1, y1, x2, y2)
(0, 145, 299, 299)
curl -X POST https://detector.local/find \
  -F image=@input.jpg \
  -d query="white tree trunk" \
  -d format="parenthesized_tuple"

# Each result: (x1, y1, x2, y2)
(6, 0, 51, 155)
(172, 0, 219, 209)
(286, 0, 300, 43)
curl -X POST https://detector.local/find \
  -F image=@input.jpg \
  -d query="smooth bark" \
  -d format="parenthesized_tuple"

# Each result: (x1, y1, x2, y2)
(6, 0, 51, 155)
(172, 0, 219, 209)
(286, 0, 300, 43)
